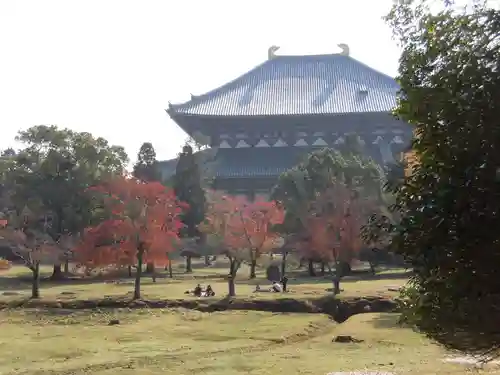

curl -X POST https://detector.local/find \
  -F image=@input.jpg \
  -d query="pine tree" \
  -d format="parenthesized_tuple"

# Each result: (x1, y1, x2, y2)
(173, 144, 206, 273)
(133, 142, 161, 183)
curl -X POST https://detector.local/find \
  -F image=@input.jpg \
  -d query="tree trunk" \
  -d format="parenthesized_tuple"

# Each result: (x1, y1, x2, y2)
(50, 264, 64, 280)
(133, 252, 143, 300)
(320, 262, 325, 275)
(204, 255, 211, 266)
(227, 258, 239, 297)
(308, 259, 316, 276)
(281, 251, 288, 277)
(145, 262, 155, 274)
(63, 260, 69, 274)
(168, 259, 173, 278)
(31, 263, 40, 299)
(228, 275, 236, 297)
(127, 266, 132, 277)
(249, 259, 257, 279)
(185, 256, 192, 273)
(333, 277, 341, 295)
(368, 261, 376, 275)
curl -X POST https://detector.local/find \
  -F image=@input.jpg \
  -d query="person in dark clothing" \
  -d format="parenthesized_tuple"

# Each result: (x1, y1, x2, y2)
(205, 284, 215, 297)
(281, 276, 289, 292)
(193, 284, 202, 297)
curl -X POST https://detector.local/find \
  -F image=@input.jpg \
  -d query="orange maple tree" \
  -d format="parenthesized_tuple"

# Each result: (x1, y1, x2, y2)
(200, 192, 284, 295)
(296, 184, 366, 280)
(230, 196, 284, 279)
(75, 176, 186, 299)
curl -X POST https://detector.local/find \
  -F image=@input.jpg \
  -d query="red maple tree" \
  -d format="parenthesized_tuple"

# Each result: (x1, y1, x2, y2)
(75, 176, 186, 299)
(296, 185, 366, 285)
(230, 196, 284, 279)
(201, 192, 284, 295)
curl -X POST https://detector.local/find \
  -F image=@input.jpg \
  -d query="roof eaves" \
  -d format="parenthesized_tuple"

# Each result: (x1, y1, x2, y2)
(166, 110, 393, 119)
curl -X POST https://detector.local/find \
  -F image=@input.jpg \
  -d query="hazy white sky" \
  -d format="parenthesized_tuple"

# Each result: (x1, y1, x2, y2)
(0, 0, 400, 162)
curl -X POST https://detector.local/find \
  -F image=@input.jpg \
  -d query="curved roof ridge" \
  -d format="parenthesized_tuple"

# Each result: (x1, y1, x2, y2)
(167, 53, 399, 117)
(347, 55, 398, 86)
(169, 59, 273, 109)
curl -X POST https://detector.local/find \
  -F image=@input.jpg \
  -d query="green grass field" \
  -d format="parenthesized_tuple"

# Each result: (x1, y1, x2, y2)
(0, 309, 495, 375)
(0, 261, 497, 374)
(0, 261, 408, 302)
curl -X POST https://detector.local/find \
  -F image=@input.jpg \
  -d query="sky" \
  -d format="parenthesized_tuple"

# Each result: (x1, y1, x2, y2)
(0, 0, 401, 163)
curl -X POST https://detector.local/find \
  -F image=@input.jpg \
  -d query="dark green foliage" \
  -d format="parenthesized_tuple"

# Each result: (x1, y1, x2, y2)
(386, 0, 500, 354)
(173, 144, 206, 238)
(272, 148, 383, 235)
(2, 126, 128, 267)
(0, 149, 17, 213)
(132, 142, 161, 182)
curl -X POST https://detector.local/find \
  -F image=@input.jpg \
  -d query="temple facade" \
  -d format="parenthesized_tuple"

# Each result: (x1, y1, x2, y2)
(163, 44, 411, 199)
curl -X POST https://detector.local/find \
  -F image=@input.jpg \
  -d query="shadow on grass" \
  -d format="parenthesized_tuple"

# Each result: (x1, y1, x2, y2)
(0, 293, 399, 324)
(288, 270, 413, 286)
(0, 269, 231, 293)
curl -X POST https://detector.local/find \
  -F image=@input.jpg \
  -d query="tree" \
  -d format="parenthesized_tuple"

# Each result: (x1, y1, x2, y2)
(173, 144, 206, 273)
(132, 142, 162, 274)
(200, 192, 245, 296)
(272, 148, 383, 276)
(5, 125, 128, 279)
(385, 0, 500, 354)
(360, 214, 394, 275)
(0, 149, 17, 213)
(294, 184, 367, 293)
(76, 176, 185, 299)
(0, 210, 70, 298)
(231, 197, 284, 279)
(133, 142, 161, 183)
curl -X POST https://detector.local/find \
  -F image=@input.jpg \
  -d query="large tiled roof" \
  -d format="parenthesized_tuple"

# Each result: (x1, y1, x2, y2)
(168, 52, 399, 117)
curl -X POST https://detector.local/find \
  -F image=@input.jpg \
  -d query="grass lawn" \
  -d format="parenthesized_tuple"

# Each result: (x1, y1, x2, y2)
(0, 309, 496, 375)
(0, 261, 409, 303)
(0, 261, 491, 374)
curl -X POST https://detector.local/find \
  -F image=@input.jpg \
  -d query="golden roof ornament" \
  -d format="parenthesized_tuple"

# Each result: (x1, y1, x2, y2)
(268, 45, 280, 60)
(337, 43, 350, 56)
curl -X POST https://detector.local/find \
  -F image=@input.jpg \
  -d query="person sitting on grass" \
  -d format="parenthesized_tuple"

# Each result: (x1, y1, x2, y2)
(254, 284, 273, 293)
(271, 281, 283, 293)
(193, 284, 202, 297)
(204, 284, 215, 297)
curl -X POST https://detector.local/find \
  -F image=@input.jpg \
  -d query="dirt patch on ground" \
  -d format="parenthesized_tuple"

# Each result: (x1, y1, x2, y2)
(0, 295, 398, 322)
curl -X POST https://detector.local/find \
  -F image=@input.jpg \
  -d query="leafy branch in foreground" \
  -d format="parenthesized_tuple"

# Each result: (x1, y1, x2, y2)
(386, 0, 500, 355)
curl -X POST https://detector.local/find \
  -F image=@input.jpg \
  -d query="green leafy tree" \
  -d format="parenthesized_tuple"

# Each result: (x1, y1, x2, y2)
(272, 148, 383, 278)
(6, 125, 128, 279)
(172, 144, 206, 273)
(0, 149, 17, 213)
(385, 0, 500, 355)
